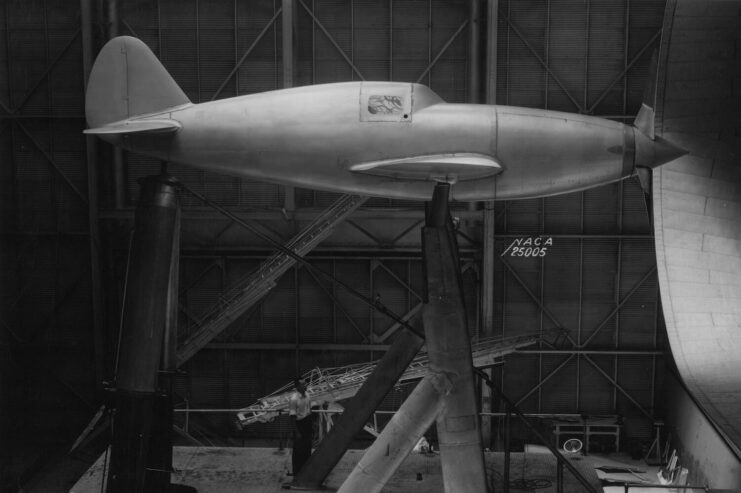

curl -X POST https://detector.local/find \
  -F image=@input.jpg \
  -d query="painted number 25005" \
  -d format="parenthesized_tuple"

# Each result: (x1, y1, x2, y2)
(501, 237, 553, 257)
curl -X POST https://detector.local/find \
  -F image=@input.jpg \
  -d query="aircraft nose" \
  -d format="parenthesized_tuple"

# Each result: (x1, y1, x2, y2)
(633, 128, 687, 169)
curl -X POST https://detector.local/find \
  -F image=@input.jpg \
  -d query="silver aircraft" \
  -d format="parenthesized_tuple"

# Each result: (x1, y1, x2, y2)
(85, 36, 684, 201)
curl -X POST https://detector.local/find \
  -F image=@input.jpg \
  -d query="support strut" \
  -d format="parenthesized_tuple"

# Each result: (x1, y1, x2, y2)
(290, 328, 424, 489)
(105, 175, 194, 493)
(339, 182, 488, 492)
(338, 372, 453, 493)
(422, 183, 489, 493)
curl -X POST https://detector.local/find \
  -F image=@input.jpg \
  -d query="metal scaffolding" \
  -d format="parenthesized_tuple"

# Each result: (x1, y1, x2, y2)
(236, 332, 544, 427)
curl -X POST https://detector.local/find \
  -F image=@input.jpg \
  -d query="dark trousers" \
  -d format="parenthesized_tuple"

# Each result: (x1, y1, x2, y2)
(292, 415, 313, 474)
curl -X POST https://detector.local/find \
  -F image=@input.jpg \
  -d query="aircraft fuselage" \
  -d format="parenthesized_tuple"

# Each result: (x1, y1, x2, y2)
(102, 81, 643, 201)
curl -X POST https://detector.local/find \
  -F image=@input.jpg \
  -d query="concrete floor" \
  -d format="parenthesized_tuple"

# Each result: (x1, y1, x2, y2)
(69, 446, 609, 492)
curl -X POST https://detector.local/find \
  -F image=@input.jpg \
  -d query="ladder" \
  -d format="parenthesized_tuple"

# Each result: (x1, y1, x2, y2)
(236, 332, 544, 427)
(176, 194, 368, 367)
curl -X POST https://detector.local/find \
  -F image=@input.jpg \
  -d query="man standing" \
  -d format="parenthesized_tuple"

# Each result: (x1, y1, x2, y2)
(288, 378, 313, 475)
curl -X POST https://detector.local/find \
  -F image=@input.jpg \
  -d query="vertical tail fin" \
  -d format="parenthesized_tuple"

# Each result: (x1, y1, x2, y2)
(85, 36, 190, 129)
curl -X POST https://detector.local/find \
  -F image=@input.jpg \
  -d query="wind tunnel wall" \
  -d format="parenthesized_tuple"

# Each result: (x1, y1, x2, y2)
(652, 0, 741, 461)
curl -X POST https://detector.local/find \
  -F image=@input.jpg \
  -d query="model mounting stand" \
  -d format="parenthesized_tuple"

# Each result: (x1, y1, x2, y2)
(417, 182, 489, 492)
(104, 175, 195, 493)
(331, 182, 488, 492)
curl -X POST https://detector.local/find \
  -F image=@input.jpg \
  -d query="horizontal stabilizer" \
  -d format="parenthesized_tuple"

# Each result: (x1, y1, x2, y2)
(84, 118, 182, 135)
(349, 153, 501, 183)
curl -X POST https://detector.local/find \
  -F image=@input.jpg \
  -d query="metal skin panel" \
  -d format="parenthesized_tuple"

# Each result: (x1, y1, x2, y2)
(114, 87, 629, 200)
(85, 37, 685, 202)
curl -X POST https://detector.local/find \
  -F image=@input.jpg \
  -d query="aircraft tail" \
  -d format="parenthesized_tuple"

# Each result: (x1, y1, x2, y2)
(85, 36, 190, 131)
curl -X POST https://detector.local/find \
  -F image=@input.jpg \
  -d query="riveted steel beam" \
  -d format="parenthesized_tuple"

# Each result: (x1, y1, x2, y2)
(588, 30, 661, 114)
(15, 122, 88, 204)
(388, 219, 424, 247)
(515, 353, 576, 407)
(298, 0, 366, 81)
(416, 20, 469, 84)
(212, 8, 283, 100)
(499, 7, 584, 112)
(582, 354, 654, 420)
(11, 29, 81, 113)
(304, 265, 368, 342)
(346, 219, 383, 245)
(579, 265, 657, 348)
(497, 255, 576, 346)
(373, 302, 423, 343)
(375, 261, 423, 302)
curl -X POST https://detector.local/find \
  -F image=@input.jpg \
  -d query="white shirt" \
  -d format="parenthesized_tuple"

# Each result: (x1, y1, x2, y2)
(289, 391, 312, 420)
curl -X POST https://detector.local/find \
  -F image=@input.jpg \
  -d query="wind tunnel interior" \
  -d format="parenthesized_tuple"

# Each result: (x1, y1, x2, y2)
(5, 0, 741, 492)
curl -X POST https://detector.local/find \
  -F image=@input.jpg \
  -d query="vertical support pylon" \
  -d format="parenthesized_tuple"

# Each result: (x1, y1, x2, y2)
(480, 201, 496, 448)
(422, 182, 489, 493)
(324, 182, 489, 492)
(105, 175, 183, 493)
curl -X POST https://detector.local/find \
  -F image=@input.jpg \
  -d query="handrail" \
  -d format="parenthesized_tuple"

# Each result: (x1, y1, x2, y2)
(617, 485, 707, 492)
(474, 367, 600, 493)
